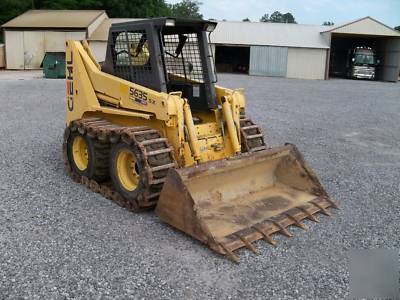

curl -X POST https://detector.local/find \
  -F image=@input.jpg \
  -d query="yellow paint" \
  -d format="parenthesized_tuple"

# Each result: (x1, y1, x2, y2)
(72, 135, 88, 171)
(183, 100, 202, 162)
(221, 96, 241, 153)
(65, 40, 248, 168)
(116, 148, 139, 191)
(82, 40, 100, 70)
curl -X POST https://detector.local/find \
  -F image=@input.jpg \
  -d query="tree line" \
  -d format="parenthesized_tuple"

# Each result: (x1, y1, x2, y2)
(1, 2, 399, 43)
(0, 0, 202, 27)
(243, 11, 335, 26)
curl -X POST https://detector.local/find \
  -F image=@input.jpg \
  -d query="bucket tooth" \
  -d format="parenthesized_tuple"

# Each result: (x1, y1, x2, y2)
(234, 234, 259, 254)
(219, 243, 240, 263)
(325, 197, 340, 209)
(310, 201, 331, 216)
(271, 220, 293, 237)
(252, 225, 277, 246)
(155, 144, 337, 261)
(298, 206, 320, 223)
(264, 234, 277, 246)
(285, 213, 307, 230)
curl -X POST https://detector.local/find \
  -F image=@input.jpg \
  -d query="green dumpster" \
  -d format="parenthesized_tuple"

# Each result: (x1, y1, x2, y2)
(41, 52, 66, 78)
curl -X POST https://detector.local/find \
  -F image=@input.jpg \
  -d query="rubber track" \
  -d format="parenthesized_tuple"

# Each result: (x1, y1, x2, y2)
(63, 117, 264, 211)
(240, 116, 267, 152)
(63, 117, 176, 212)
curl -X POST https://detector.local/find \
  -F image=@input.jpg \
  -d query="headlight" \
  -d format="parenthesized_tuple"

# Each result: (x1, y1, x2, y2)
(165, 19, 175, 27)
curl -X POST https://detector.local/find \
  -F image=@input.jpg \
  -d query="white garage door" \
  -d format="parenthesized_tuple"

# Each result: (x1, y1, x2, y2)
(66, 32, 86, 42)
(23, 31, 45, 69)
(44, 32, 67, 52)
(42, 32, 85, 67)
(5, 30, 86, 69)
(5, 31, 24, 69)
(287, 48, 327, 80)
(249, 46, 288, 77)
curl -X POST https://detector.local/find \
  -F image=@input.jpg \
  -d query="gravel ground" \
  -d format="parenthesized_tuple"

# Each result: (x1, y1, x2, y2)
(0, 72, 399, 299)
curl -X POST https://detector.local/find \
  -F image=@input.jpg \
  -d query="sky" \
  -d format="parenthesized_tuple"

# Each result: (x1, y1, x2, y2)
(166, 0, 400, 27)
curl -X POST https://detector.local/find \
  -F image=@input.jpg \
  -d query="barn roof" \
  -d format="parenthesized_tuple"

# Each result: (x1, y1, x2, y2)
(87, 15, 400, 49)
(2, 10, 106, 29)
(89, 18, 332, 49)
(210, 21, 332, 49)
(88, 18, 138, 41)
(322, 16, 400, 37)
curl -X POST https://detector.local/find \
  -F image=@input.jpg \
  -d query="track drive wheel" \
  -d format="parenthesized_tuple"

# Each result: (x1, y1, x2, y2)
(110, 143, 144, 200)
(66, 131, 109, 182)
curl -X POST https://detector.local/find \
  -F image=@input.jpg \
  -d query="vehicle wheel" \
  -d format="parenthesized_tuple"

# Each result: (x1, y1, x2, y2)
(67, 131, 109, 181)
(110, 143, 144, 200)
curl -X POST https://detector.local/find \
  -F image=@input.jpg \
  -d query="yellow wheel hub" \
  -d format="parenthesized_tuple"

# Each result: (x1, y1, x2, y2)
(72, 136, 89, 171)
(116, 149, 139, 191)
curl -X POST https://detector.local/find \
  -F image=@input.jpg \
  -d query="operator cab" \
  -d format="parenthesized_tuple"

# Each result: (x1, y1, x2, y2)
(102, 18, 218, 111)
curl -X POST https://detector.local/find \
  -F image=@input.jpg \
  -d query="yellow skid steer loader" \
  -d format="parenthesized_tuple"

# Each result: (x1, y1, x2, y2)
(63, 18, 338, 262)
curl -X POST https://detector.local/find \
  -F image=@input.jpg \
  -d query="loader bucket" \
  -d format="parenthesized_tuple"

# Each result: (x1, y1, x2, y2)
(155, 144, 338, 262)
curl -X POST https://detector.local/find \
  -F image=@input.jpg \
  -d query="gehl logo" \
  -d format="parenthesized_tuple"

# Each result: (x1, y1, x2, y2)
(66, 53, 74, 111)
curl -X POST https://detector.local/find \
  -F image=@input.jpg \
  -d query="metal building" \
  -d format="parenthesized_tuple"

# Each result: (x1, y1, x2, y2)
(88, 19, 330, 80)
(323, 17, 400, 81)
(211, 21, 330, 79)
(87, 16, 399, 81)
(2, 11, 400, 81)
(1, 10, 107, 69)
(211, 17, 400, 81)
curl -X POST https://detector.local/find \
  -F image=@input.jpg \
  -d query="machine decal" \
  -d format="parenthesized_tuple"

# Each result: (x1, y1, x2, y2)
(66, 53, 74, 111)
(129, 87, 148, 105)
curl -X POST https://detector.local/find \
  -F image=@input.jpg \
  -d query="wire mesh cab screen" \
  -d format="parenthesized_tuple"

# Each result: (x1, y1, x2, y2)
(162, 31, 214, 111)
(111, 29, 151, 82)
(162, 33, 204, 84)
(103, 19, 218, 111)
(105, 26, 164, 92)
(113, 31, 150, 68)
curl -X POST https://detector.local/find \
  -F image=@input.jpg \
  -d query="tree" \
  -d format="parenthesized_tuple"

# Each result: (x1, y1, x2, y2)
(0, 0, 32, 27)
(0, 0, 33, 42)
(260, 14, 269, 22)
(395, 25, 400, 31)
(260, 11, 296, 23)
(323, 21, 334, 26)
(242, 18, 250, 22)
(269, 11, 283, 22)
(281, 12, 296, 23)
(168, 0, 202, 19)
(86, 0, 170, 18)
